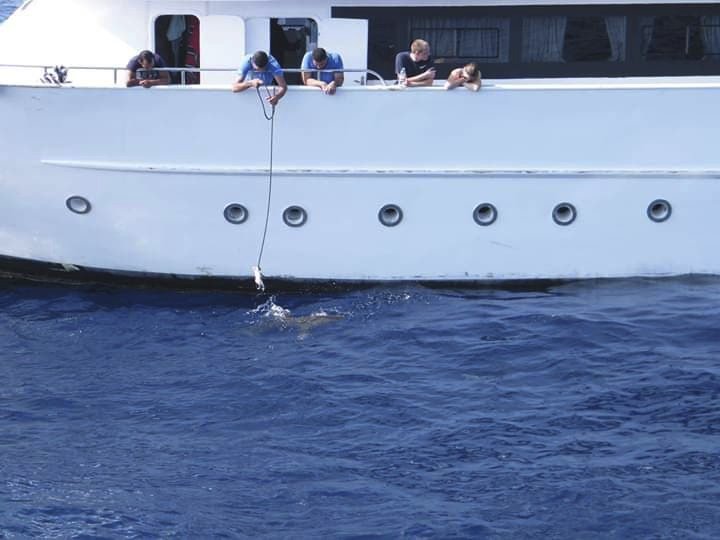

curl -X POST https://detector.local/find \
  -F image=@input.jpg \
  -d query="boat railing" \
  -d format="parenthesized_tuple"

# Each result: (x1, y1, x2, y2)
(0, 64, 388, 87)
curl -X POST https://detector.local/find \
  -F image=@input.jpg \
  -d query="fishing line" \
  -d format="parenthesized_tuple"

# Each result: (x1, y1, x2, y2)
(252, 84, 276, 292)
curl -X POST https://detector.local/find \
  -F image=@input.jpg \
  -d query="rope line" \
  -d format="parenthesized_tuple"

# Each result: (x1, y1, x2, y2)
(252, 85, 276, 291)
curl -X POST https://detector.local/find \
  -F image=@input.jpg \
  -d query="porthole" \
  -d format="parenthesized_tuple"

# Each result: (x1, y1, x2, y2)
(647, 199, 672, 223)
(224, 203, 248, 225)
(283, 206, 307, 228)
(473, 203, 498, 226)
(66, 196, 91, 215)
(552, 202, 577, 226)
(378, 204, 403, 227)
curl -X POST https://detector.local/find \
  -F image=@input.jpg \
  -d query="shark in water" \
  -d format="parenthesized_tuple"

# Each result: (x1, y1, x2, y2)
(250, 299, 344, 339)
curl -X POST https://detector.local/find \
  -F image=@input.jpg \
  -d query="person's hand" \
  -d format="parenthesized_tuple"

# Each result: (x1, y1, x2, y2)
(317, 82, 328, 93)
(425, 68, 437, 77)
(324, 81, 337, 95)
(250, 79, 263, 89)
(139, 79, 153, 88)
(267, 93, 281, 106)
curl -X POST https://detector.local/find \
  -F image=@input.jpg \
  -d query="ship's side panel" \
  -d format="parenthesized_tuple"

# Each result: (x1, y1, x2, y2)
(0, 82, 719, 280)
(261, 172, 714, 280)
(0, 85, 272, 277)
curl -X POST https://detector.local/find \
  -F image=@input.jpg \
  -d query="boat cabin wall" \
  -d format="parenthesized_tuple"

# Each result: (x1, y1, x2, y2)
(0, 0, 354, 86)
(0, 0, 148, 83)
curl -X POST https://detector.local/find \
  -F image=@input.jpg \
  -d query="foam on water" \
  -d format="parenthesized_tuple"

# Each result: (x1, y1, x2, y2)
(248, 295, 346, 340)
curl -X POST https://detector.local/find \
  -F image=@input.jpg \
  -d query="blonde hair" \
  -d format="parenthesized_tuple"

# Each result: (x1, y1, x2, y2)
(410, 39, 430, 55)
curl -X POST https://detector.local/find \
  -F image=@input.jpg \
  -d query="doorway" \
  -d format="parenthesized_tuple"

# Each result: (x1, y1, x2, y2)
(270, 18, 318, 84)
(155, 15, 200, 84)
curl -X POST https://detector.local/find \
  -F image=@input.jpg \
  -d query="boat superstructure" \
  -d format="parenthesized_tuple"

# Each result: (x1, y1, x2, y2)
(1, 0, 720, 287)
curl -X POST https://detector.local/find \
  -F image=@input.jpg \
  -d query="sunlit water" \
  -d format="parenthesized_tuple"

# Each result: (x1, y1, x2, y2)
(2, 1, 720, 537)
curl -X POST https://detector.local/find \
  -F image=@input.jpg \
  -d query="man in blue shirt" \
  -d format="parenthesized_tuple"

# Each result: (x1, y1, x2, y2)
(301, 48, 344, 95)
(232, 50, 287, 106)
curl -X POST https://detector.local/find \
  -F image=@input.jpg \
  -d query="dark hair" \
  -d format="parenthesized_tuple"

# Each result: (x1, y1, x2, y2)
(312, 48, 328, 63)
(252, 50, 269, 68)
(138, 50, 155, 64)
(463, 62, 480, 82)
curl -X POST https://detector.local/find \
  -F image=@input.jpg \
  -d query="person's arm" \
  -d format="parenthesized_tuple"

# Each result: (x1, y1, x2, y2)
(126, 69, 140, 87)
(301, 54, 327, 91)
(407, 72, 435, 87)
(267, 73, 288, 105)
(463, 79, 481, 92)
(329, 56, 344, 93)
(323, 72, 343, 95)
(302, 72, 328, 92)
(322, 60, 344, 95)
(232, 62, 262, 93)
(134, 57, 171, 88)
(407, 63, 436, 87)
(139, 70, 171, 88)
(232, 64, 263, 92)
(444, 69, 462, 91)
(232, 77, 263, 92)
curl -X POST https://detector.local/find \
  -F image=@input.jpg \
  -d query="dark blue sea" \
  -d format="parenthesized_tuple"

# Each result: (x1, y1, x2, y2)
(0, 0, 13, 21)
(3, 2, 720, 538)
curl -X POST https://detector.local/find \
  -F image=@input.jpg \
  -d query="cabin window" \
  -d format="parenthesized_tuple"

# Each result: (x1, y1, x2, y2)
(702, 16, 720, 59)
(270, 18, 318, 84)
(333, 5, 720, 79)
(155, 15, 200, 84)
(641, 15, 720, 61)
(410, 17, 510, 63)
(522, 16, 626, 63)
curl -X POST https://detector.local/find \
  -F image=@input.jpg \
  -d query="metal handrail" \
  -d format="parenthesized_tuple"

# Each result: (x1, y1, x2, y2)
(259, 68, 387, 87)
(0, 64, 387, 86)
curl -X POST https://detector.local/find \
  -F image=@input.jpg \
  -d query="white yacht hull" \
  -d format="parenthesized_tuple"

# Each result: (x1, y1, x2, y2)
(1, 81, 719, 286)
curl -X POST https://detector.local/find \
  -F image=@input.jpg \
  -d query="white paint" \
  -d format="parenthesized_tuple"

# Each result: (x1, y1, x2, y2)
(200, 16, 246, 84)
(37, 159, 720, 179)
(244, 17, 270, 57)
(318, 18, 368, 83)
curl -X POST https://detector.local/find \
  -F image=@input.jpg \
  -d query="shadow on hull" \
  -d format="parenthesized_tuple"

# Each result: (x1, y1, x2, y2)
(0, 254, 581, 294)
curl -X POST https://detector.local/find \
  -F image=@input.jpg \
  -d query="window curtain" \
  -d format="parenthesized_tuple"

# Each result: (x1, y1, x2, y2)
(604, 17, 627, 61)
(701, 15, 720, 61)
(639, 16, 655, 57)
(522, 17, 567, 62)
(410, 17, 510, 62)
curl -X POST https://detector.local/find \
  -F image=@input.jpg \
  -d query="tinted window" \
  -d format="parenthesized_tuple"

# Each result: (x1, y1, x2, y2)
(522, 16, 626, 62)
(333, 5, 720, 79)
(641, 15, 720, 60)
(701, 15, 720, 59)
(410, 17, 510, 62)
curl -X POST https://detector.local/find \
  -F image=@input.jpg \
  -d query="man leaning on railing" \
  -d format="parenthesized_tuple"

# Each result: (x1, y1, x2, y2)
(126, 50, 170, 88)
(301, 47, 344, 95)
(232, 50, 287, 107)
